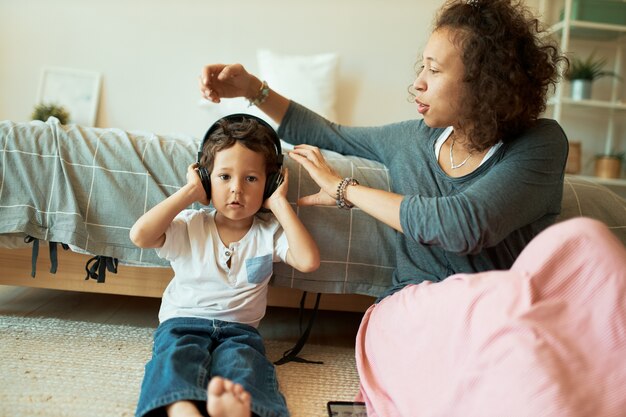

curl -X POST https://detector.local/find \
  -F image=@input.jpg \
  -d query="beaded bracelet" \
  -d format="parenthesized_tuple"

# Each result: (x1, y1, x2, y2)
(248, 80, 270, 107)
(335, 177, 359, 210)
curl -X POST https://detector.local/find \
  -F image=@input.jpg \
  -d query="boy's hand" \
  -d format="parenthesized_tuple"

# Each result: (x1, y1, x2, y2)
(187, 163, 211, 206)
(263, 167, 289, 211)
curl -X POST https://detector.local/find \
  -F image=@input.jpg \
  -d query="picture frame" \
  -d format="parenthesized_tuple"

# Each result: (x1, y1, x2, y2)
(37, 67, 102, 127)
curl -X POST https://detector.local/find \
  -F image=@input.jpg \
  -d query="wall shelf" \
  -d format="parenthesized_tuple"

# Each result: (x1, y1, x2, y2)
(550, 20, 626, 39)
(541, 0, 625, 176)
(547, 97, 626, 111)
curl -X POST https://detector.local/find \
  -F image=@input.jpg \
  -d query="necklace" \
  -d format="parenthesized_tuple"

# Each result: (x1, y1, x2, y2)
(449, 134, 473, 169)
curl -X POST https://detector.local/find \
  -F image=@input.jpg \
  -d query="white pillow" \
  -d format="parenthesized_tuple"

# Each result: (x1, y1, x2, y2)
(257, 49, 339, 122)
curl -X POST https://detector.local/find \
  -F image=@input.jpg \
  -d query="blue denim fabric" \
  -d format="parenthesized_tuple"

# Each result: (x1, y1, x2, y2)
(245, 254, 273, 284)
(136, 317, 289, 417)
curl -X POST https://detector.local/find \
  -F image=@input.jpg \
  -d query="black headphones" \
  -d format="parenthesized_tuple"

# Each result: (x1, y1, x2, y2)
(196, 113, 284, 202)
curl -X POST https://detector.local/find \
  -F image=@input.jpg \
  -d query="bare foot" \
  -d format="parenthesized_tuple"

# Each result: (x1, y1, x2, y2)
(207, 376, 251, 417)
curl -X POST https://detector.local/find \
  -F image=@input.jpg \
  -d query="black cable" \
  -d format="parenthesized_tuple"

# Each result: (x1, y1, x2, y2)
(274, 291, 324, 366)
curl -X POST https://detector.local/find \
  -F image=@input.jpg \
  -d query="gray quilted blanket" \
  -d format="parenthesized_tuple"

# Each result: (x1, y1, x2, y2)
(0, 118, 396, 296)
(2, 118, 625, 295)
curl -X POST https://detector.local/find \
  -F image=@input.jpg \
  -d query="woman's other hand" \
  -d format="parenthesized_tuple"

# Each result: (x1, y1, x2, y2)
(288, 145, 341, 207)
(199, 63, 260, 103)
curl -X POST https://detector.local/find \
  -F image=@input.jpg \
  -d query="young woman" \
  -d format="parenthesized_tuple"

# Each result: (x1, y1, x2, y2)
(198, 0, 574, 414)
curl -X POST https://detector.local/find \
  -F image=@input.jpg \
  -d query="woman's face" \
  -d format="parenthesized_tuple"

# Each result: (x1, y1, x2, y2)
(412, 27, 466, 129)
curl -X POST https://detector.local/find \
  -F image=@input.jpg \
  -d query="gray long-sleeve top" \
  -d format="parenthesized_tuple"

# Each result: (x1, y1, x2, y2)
(278, 102, 568, 297)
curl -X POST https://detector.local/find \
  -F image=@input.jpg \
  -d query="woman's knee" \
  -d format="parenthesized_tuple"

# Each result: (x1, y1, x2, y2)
(512, 217, 624, 273)
(551, 217, 612, 244)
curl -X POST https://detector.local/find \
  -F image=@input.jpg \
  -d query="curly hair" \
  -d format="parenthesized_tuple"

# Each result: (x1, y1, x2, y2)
(428, 0, 567, 151)
(199, 117, 281, 176)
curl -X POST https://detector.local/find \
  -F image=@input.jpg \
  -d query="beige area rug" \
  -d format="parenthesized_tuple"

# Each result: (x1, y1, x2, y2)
(0, 316, 360, 417)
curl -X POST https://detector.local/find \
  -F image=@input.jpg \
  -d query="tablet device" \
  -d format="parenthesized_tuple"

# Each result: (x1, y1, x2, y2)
(327, 401, 367, 417)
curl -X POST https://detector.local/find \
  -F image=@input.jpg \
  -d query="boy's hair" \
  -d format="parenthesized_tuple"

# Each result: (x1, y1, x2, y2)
(417, 0, 568, 152)
(199, 118, 281, 176)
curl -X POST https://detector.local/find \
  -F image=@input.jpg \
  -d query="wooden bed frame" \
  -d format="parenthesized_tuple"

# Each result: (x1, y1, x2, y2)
(0, 246, 375, 312)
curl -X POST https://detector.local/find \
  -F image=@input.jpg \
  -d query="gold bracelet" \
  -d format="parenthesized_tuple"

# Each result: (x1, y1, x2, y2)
(248, 80, 270, 107)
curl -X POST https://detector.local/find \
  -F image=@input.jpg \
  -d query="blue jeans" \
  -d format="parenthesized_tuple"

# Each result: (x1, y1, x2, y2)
(135, 317, 289, 417)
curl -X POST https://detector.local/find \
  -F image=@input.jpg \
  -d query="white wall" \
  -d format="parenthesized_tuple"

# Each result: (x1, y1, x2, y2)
(7, 0, 620, 178)
(0, 0, 447, 137)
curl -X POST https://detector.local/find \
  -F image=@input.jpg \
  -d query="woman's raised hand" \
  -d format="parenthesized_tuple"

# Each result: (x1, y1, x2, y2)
(288, 145, 341, 207)
(199, 63, 259, 103)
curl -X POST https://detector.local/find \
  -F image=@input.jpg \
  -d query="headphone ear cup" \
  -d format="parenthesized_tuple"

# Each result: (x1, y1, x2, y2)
(263, 171, 284, 200)
(197, 167, 212, 201)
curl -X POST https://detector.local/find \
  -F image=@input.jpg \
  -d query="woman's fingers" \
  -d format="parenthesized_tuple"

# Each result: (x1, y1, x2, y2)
(293, 144, 319, 151)
(201, 64, 228, 85)
(216, 63, 244, 81)
(289, 148, 324, 168)
(292, 144, 323, 160)
(289, 152, 329, 181)
(199, 76, 221, 103)
(200, 65, 211, 86)
(199, 63, 248, 102)
(297, 191, 336, 207)
(288, 151, 316, 171)
(288, 151, 341, 203)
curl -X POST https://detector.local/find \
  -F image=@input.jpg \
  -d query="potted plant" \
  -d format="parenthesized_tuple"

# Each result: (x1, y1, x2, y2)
(31, 102, 70, 125)
(566, 52, 620, 100)
(594, 151, 624, 179)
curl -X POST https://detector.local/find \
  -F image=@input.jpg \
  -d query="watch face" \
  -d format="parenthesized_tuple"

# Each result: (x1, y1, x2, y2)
(327, 401, 367, 417)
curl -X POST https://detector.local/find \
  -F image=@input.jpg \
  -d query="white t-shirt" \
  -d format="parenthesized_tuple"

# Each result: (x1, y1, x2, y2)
(155, 208, 289, 328)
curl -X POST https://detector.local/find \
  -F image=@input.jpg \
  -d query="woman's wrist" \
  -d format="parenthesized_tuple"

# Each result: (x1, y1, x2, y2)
(335, 177, 359, 210)
(243, 75, 259, 98)
(247, 78, 270, 107)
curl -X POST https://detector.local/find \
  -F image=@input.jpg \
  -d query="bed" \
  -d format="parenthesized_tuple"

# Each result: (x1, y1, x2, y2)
(1, 118, 625, 312)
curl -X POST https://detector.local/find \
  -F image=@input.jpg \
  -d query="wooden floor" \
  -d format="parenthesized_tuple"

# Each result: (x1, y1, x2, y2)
(0, 285, 364, 348)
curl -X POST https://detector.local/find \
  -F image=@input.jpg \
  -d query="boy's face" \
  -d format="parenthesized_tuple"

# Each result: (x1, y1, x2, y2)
(210, 142, 267, 223)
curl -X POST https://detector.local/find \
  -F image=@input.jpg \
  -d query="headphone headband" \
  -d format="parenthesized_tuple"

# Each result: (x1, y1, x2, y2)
(197, 113, 282, 164)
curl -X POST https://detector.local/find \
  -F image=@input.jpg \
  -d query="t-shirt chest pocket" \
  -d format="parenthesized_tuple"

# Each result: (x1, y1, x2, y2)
(245, 254, 273, 284)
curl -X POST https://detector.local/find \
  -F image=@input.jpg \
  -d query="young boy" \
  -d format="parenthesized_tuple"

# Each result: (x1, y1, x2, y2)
(130, 114, 320, 417)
